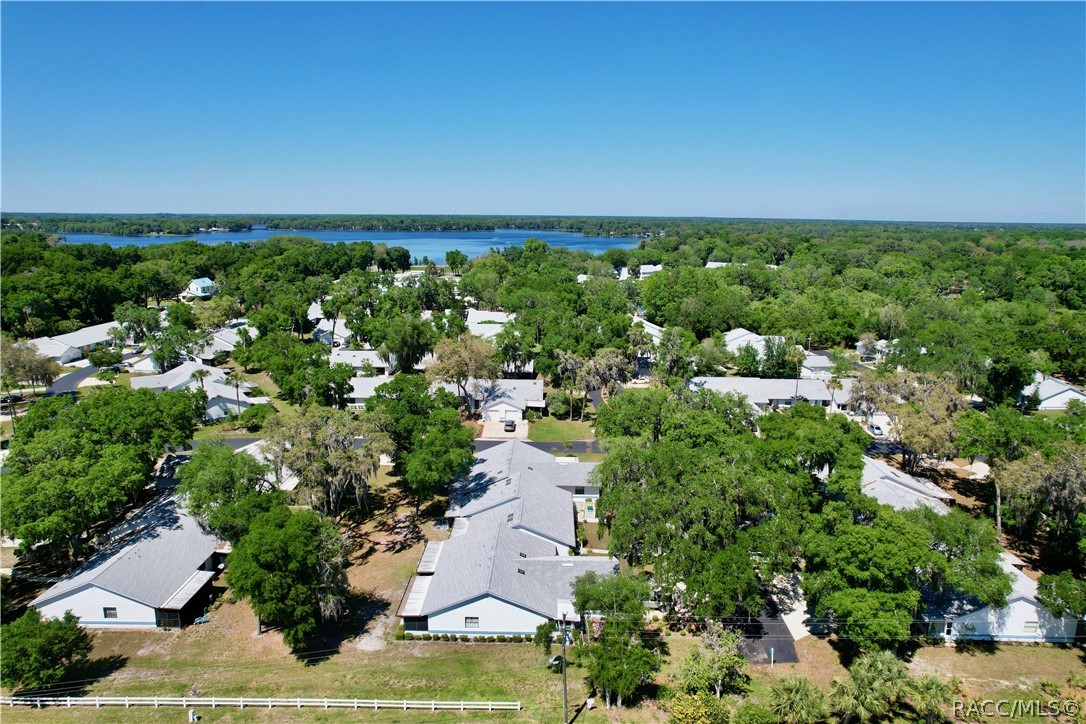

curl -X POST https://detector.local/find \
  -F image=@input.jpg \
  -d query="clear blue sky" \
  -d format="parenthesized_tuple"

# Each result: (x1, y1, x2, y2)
(2, 2, 1083, 223)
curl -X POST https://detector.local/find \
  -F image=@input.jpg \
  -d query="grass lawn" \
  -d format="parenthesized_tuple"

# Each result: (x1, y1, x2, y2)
(527, 418, 594, 442)
(909, 641, 1086, 700)
(582, 522, 610, 552)
(192, 418, 260, 441)
(0, 468, 613, 723)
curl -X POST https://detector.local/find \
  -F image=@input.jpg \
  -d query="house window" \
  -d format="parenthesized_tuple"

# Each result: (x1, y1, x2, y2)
(1024, 621, 1039, 634)
(464, 617, 479, 629)
(944, 621, 953, 636)
(103, 607, 118, 619)
(574, 487, 585, 496)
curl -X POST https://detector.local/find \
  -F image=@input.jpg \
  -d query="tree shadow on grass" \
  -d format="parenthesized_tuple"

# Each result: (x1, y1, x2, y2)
(291, 589, 391, 666)
(14, 655, 129, 699)
(953, 638, 999, 655)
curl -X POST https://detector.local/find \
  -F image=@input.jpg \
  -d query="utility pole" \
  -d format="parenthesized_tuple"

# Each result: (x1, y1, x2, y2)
(561, 615, 569, 724)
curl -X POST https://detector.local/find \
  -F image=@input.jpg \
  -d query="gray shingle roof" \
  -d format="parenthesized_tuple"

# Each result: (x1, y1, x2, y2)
(690, 376, 853, 406)
(31, 495, 221, 609)
(51, 321, 121, 349)
(415, 441, 615, 618)
(418, 506, 616, 618)
(859, 455, 951, 514)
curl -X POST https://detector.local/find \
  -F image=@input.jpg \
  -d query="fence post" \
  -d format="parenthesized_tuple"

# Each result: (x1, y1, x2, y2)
(125, 697, 130, 708)
(36, 699, 41, 709)
(212, 698, 216, 709)
(461, 701, 465, 711)
(297, 698, 302, 710)
(68, 697, 73, 708)
(96, 697, 101, 709)
(268, 698, 272, 709)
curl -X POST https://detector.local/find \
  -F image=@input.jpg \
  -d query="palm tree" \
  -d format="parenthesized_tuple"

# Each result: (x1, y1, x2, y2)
(851, 650, 912, 708)
(224, 370, 243, 417)
(190, 368, 210, 394)
(830, 676, 888, 724)
(827, 376, 843, 410)
(910, 675, 953, 724)
(772, 676, 826, 724)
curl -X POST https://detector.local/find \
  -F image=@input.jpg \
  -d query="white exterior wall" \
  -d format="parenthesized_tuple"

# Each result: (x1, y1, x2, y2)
(427, 595, 549, 636)
(36, 586, 157, 628)
(1038, 390, 1086, 411)
(571, 488, 600, 523)
(947, 598, 1078, 643)
(483, 404, 522, 422)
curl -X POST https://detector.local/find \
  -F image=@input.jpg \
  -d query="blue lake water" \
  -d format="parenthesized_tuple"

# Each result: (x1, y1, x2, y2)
(58, 228, 641, 263)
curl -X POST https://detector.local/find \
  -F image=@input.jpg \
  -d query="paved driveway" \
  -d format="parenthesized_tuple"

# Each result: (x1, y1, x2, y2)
(737, 600, 799, 665)
(478, 420, 529, 440)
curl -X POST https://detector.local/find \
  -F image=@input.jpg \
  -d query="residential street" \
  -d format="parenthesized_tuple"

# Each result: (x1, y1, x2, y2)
(46, 352, 139, 395)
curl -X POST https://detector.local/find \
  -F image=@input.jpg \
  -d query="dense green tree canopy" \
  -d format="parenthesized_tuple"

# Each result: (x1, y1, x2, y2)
(0, 609, 93, 692)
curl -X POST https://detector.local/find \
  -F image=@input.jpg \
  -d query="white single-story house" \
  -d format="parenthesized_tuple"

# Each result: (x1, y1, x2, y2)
(31, 495, 224, 628)
(629, 314, 664, 346)
(51, 321, 121, 353)
(399, 441, 615, 637)
(466, 309, 514, 341)
(26, 336, 81, 364)
(27, 321, 125, 363)
(393, 270, 425, 287)
(313, 318, 349, 347)
(723, 327, 785, 358)
(689, 376, 854, 413)
(130, 361, 270, 420)
(855, 455, 1081, 644)
(436, 378, 545, 421)
(307, 300, 350, 347)
(638, 264, 663, 280)
(234, 439, 298, 491)
(860, 455, 953, 514)
(855, 338, 895, 358)
(329, 348, 390, 376)
(1020, 372, 1086, 411)
(347, 375, 395, 409)
(186, 277, 218, 299)
(192, 321, 256, 364)
(930, 555, 1082, 644)
(801, 351, 837, 381)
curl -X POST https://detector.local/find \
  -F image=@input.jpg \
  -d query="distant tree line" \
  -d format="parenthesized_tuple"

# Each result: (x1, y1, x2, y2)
(2, 213, 669, 237)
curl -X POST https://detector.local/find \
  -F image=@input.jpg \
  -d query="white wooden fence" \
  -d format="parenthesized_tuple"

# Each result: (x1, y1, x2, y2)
(2, 695, 521, 712)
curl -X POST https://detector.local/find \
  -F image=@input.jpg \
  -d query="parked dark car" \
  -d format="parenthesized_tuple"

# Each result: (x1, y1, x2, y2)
(503, 419, 517, 432)
(0, 394, 24, 404)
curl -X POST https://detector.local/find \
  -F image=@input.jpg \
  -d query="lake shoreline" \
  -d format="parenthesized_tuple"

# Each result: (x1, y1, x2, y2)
(50, 228, 642, 262)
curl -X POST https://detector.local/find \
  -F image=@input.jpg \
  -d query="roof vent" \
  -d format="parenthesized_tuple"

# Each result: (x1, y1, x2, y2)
(519, 552, 527, 558)
(507, 512, 515, 522)
(517, 568, 526, 575)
